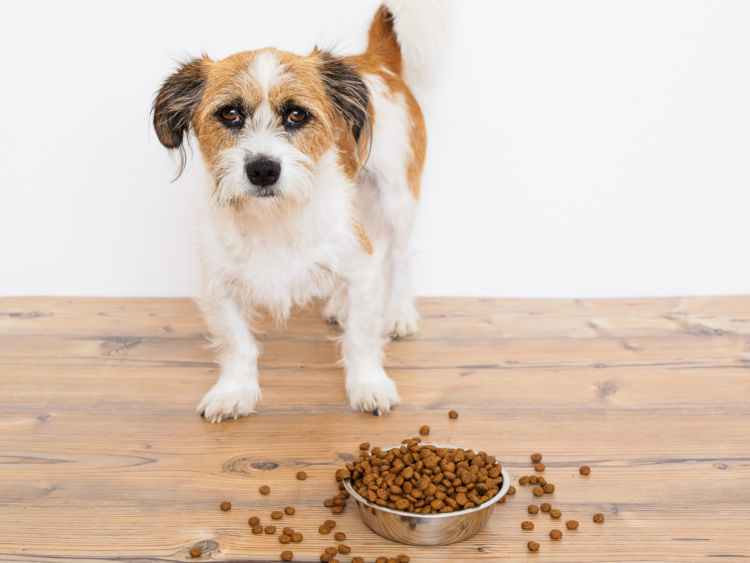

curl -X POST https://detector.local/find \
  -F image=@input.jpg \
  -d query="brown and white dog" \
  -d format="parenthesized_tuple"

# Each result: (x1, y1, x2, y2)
(153, 1, 444, 422)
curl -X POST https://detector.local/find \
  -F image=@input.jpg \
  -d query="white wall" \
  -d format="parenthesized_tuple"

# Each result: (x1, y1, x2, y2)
(1, 0, 748, 297)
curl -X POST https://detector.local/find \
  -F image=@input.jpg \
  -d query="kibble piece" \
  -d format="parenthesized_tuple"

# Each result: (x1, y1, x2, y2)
(521, 521, 534, 530)
(252, 524, 263, 534)
(271, 511, 284, 520)
(550, 508, 562, 519)
(284, 506, 295, 515)
(353, 559, 365, 563)
(220, 501, 231, 511)
(550, 529, 563, 539)
(359, 442, 370, 450)
(296, 471, 307, 480)
(248, 516, 260, 526)
(419, 425, 430, 436)
(320, 554, 332, 563)
(397, 556, 410, 563)
(265, 525, 277, 534)
(319, 525, 331, 534)
(534, 463, 546, 472)
(580, 465, 591, 475)
(279, 534, 291, 544)
(543, 483, 555, 494)
(496, 495, 506, 504)
(531, 453, 542, 463)
(291, 532, 303, 542)
(528, 504, 539, 514)
(337, 544, 351, 554)
(593, 513, 605, 523)
(527, 541, 540, 552)
(519, 476, 530, 485)
(280, 551, 293, 561)
(323, 498, 334, 508)
(540, 503, 551, 512)
(333, 532, 346, 541)
(330, 505, 344, 514)
(325, 548, 338, 555)
(566, 520, 579, 530)
(376, 558, 388, 563)
(189, 547, 202, 558)
(260, 485, 271, 495)
(448, 410, 459, 419)
(324, 520, 336, 529)
(532, 486, 544, 497)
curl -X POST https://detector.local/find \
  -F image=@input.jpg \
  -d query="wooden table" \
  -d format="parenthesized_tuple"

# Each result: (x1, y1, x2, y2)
(1, 296, 748, 562)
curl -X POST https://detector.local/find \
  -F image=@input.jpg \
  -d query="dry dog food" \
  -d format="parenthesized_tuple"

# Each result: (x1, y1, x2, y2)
(324, 519, 336, 528)
(540, 502, 551, 512)
(319, 525, 331, 534)
(534, 463, 546, 472)
(550, 529, 563, 539)
(528, 476, 538, 485)
(271, 510, 284, 520)
(532, 486, 544, 497)
(337, 544, 351, 554)
(397, 556, 410, 563)
(580, 465, 591, 475)
(278, 534, 291, 544)
(342, 440, 504, 514)
(265, 525, 276, 534)
(291, 532, 303, 542)
(566, 520, 579, 529)
(296, 471, 307, 480)
(528, 504, 539, 514)
(549, 508, 561, 519)
(334, 532, 346, 541)
(507, 485, 516, 496)
(543, 483, 555, 494)
(252, 525, 263, 534)
(280, 551, 293, 561)
(260, 485, 271, 495)
(284, 506, 295, 515)
(282, 527, 294, 536)
(352, 558, 364, 563)
(248, 516, 260, 526)
(360, 442, 370, 450)
(527, 541, 540, 552)
(220, 501, 231, 511)
(521, 521, 534, 530)
(531, 453, 542, 463)
(593, 513, 605, 523)
(419, 425, 430, 436)
(449, 410, 459, 419)
(518, 476, 530, 485)
(189, 547, 202, 558)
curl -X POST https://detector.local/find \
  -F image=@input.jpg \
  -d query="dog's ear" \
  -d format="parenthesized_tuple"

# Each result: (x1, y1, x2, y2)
(153, 57, 208, 154)
(317, 52, 371, 151)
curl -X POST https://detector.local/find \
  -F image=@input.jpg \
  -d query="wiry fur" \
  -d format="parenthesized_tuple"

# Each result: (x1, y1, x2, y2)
(153, 4, 436, 422)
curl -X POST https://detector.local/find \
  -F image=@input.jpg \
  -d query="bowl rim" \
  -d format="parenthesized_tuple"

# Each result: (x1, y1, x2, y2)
(342, 442, 510, 519)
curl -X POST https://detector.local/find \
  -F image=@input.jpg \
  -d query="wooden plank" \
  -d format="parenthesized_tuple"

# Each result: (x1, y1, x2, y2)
(0, 297, 748, 561)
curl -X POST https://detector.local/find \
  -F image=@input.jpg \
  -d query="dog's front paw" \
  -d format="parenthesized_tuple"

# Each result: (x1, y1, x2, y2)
(385, 302, 419, 339)
(347, 368, 400, 416)
(197, 379, 261, 423)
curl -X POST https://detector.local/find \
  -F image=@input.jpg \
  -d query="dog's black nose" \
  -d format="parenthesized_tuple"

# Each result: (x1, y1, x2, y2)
(246, 157, 281, 187)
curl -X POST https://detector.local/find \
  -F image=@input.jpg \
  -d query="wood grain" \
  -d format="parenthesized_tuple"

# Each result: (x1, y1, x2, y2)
(0, 296, 749, 562)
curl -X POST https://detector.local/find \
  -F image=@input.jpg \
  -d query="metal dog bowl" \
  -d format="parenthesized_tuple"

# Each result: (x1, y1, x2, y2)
(343, 443, 510, 545)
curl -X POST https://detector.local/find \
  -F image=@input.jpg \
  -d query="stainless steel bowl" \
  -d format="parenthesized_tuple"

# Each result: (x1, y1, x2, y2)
(343, 443, 510, 545)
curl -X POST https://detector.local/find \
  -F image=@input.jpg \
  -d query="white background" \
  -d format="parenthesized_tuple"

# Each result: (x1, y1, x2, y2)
(1, 0, 748, 298)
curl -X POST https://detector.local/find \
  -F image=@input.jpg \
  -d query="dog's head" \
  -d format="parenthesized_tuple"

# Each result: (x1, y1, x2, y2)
(153, 48, 370, 207)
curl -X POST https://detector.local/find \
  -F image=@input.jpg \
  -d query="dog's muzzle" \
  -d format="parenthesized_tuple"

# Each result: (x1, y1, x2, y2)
(245, 157, 281, 196)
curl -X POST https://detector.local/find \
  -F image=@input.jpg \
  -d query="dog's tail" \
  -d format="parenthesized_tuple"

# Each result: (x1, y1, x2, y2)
(366, 0, 448, 99)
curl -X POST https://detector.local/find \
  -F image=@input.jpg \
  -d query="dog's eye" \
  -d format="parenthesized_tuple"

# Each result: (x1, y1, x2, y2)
(284, 108, 309, 127)
(218, 106, 244, 127)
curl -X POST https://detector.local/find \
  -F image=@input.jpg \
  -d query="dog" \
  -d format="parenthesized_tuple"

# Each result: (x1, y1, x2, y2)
(152, 1, 443, 422)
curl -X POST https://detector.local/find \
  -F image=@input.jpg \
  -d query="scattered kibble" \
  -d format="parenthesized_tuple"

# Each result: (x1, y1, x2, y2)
(550, 529, 563, 539)
(521, 521, 534, 530)
(278, 534, 291, 544)
(507, 485, 516, 496)
(566, 520, 579, 530)
(271, 510, 283, 520)
(419, 425, 430, 436)
(529, 476, 538, 485)
(219, 501, 231, 511)
(296, 471, 307, 480)
(397, 556, 410, 563)
(594, 513, 605, 523)
(324, 520, 336, 528)
(248, 516, 260, 526)
(319, 525, 331, 534)
(448, 410, 459, 419)
(534, 463, 546, 472)
(540, 503, 551, 512)
(265, 525, 276, 534)
(260, 485, 271, 495)
(189, 547, 202, 558)
(531, 453, 542, 463)
(519, 476, 530, 485)
(337, 544, 351, 554)
(580, 465, 591, 475)
(528, 504, 539, 514)
(252, 524, 263, 534)
(537, 476, 547, 486)
(282, 527, 294, 536)
(325, 548, 338, 555)
(291, 532, 303, 542)
(532, 486, 544, 497)
(352, 558, 365, 563)
(284, 506, 295, 515)
(359, 442, 370, 450)
(527, 541, 540, 552)
(280, 551, 293, 561)
(334, 532, 346, 541)
(550, 508, 562, 519)
(543, 483, 555, 494)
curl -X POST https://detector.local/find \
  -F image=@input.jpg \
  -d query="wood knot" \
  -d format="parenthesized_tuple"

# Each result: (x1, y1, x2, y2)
(596, 381, 619, 399)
